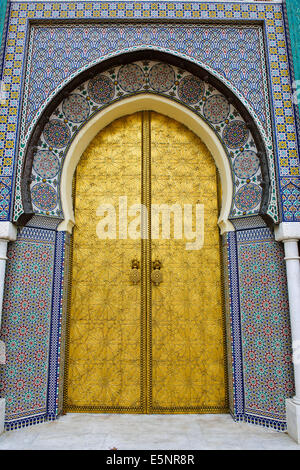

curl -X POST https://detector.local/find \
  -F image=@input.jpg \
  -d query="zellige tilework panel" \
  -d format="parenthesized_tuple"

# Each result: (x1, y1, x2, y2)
(0, 2, 298, 222)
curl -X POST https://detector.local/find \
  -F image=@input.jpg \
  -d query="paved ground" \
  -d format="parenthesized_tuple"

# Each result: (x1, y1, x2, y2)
(0, 413, 299, 450)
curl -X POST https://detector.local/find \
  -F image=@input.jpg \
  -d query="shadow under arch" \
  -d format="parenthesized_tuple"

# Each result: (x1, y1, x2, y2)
(20, 49, 271, 227)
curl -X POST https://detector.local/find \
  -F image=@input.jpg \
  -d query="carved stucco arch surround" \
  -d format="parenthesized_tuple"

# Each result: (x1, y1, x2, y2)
(58, 93, 234, 234)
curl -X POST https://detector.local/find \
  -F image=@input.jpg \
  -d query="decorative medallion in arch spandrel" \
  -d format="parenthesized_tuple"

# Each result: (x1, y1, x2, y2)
(203, 94, 230, 125)
(222, 120, 249, 150)
(148, 63, 175, 92)
(233, 151, 260, 180)
(31, 183, 58, 212)
(177, 75, 205, 104)
(87, 74, 115, 104)
(118, 64, 145, 93)
(32, 150, 60, 180)
(43, 120, 71, 149)
(62, 94, 90, 123)
(235, 184, 262, 213)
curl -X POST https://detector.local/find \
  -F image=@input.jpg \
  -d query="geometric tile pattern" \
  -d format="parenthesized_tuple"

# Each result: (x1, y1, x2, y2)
(1, 216, 294, 431)
(24, 23, 269, 132)
(46, 230, 68, 419)
(222, 226, 295, 431)
(209, 226, 294, 432)
(57, 232, 71, 416)
(29, 60, 264, 220)
(0, 224, 69, 430)
(236, 228, 294, 430)
(222, 231, 244, 421)
(18, 21, 278, 223)
(281, 178, 300, 221)
(0, 1, 298, 222)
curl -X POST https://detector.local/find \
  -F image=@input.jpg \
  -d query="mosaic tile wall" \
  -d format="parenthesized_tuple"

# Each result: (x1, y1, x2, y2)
(30, 60, 264, 220)
(0, 1, 298, 432)
(47, 229, 69, 420)
(223, 231, 244, 421)
(1, 222, 294, 431)
(25, 23, 270, 132)
(0, 224, 68, 430)
(15, 20, 277, 223)
(237, 228, 294, 429)
(0, 1, 298, 222)
(224, 227, 294, 430)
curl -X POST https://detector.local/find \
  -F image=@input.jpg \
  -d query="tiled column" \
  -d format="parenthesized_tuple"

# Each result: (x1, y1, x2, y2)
(275, 223, 300, 444)
(0, 222, 17, 434)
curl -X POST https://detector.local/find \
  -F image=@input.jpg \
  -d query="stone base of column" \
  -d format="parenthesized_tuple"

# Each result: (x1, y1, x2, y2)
(287, 398, 300, 444)
(0, 398, 5, 434)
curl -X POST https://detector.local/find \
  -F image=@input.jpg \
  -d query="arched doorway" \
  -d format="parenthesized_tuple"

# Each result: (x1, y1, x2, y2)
(64, 111, 228, 414)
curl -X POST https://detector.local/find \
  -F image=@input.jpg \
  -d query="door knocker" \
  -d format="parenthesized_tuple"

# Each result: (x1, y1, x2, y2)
(130, 258, 141, 285)
(151, 259, 163, 286)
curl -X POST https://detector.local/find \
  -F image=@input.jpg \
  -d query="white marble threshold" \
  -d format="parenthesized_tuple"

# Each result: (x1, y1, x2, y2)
(0, 413, 300, 450)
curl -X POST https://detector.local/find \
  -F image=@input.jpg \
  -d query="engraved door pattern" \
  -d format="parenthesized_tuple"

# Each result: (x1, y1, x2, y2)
(65, 111, 227, 413)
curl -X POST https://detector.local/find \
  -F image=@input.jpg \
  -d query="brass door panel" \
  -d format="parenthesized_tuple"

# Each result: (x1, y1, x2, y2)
(149, 112, 227, 413)
(65, 113, 146, 412)
(64, 111, 227, 414)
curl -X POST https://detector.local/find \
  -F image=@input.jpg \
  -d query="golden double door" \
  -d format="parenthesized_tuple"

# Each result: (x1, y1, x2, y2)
(64, 111, 227, 414)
